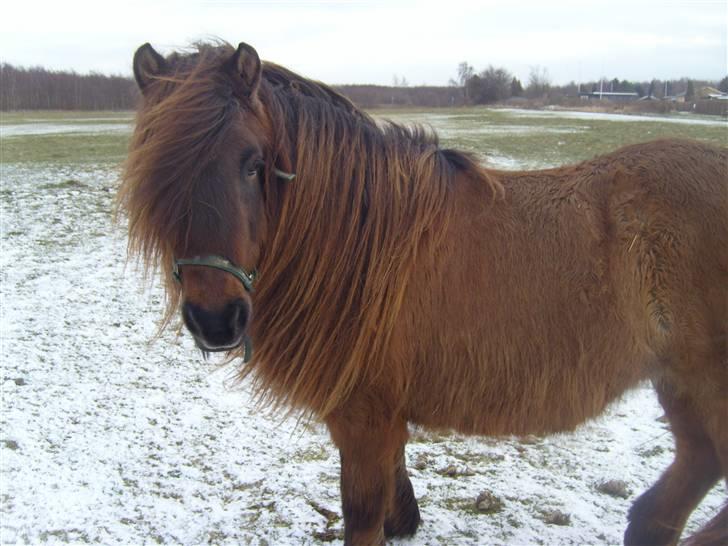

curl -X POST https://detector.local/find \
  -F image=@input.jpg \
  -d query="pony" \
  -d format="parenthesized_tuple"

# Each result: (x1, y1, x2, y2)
(119, 41, 727, 546)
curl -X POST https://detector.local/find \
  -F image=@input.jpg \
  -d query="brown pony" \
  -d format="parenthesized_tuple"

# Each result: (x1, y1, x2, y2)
(119, 41, 727, 546)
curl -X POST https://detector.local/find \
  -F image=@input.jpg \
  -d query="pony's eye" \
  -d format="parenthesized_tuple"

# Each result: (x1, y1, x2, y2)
(244, 159, 264, 180)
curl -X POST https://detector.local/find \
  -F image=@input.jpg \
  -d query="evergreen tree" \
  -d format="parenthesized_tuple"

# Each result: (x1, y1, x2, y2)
(718, 76, 728, 93)
(685, 80, 695, 100)
(510, 77, 523, 97)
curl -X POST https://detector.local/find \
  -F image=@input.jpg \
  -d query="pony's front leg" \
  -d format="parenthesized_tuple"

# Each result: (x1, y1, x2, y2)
(384, 444, 420, 538)
(327, 414, 408, 546)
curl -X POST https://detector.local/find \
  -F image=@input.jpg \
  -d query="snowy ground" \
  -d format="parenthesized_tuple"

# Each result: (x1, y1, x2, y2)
(496, 108, 728, 127)
(1, 117, 725, 545)
(0, 123, 132, 138)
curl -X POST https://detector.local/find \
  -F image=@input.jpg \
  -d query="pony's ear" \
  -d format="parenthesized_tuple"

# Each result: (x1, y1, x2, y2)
(227, 42, 261, 99)
(133, 43, 166, 93)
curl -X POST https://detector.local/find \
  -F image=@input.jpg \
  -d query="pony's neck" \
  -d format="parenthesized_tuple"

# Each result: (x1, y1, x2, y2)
(249, 81, 455, 416)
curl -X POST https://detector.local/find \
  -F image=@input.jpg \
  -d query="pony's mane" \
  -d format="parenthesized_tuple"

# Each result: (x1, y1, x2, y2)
(120, 42, 501, 417)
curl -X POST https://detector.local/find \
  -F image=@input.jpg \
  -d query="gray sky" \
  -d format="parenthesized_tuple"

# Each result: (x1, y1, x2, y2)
(1, 0, 725, 86)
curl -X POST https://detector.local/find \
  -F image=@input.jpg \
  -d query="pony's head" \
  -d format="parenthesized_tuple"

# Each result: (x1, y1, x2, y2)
(122, 42, 280, 355)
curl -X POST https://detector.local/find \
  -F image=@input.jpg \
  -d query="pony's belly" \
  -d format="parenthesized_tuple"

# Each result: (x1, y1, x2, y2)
(405, 342, 650, 437)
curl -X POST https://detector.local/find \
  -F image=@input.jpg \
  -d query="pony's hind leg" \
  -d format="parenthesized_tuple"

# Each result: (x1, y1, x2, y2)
(681, 394, 728, 546)
(383, 444, 421, 538)
(681, 501, 728, 546)
(624, 382, 723, 546)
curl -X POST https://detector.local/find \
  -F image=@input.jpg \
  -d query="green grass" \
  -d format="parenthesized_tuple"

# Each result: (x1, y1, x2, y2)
(1, 111, 133, 165)
(1, 132, 130, 164)
(1, 108, 725, 168)
(372, 107, 728, 169)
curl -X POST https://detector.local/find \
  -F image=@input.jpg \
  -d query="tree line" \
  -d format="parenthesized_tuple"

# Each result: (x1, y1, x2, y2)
(454, 61, 728, 105)
(0, 63, 468, 110)
(1, 61, 726, 111)
(1, 64, 138, 111)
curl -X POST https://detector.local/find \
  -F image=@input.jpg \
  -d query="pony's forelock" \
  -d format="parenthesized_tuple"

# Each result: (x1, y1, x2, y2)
(119, 43, 240, 329)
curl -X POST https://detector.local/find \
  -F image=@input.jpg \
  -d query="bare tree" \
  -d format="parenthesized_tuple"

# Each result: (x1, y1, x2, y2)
(0, 63, 137, 110)
(457, 62, 474, 87)
(392, 75, 409, 87)
(526, 65, 551, 99)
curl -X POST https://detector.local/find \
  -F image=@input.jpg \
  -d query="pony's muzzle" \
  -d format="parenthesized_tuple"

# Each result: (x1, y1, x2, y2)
(182, 299, 249, 352)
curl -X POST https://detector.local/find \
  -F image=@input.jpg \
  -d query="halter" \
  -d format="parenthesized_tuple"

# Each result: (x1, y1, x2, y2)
(173, 255, 255, 361)
(172, 255, 257, 292)
(171, 167, 295, 293)
(171, 167, 295, 362)
(273, 167, 296, 181)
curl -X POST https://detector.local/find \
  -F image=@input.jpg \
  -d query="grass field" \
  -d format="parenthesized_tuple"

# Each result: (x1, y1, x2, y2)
(2, 109, 726, 545)
(1, 111, 133, 164)
(1, 107, 725, 167)
(377, 107, 727, 170)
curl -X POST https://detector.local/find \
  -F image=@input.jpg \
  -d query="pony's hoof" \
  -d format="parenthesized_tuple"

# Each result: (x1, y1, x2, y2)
(384, 501, 421, 538)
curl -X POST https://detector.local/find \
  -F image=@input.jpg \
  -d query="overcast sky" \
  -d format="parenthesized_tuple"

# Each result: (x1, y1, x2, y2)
(1, 0, 725, 86)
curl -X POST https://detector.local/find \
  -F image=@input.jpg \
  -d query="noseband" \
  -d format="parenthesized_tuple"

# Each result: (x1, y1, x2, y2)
(173, 255, 255, 362)
(173, 255, 257, 292)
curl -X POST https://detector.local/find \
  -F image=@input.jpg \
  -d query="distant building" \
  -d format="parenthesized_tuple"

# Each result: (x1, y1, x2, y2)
(663, 92, 686, 103)
(697, 86, 728, 100)
(578, 91, 640, 102)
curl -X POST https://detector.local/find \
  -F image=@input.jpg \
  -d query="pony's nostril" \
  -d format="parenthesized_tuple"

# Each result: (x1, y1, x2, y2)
(226, 299, 249, 335)
(182, 302, 202, 337)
